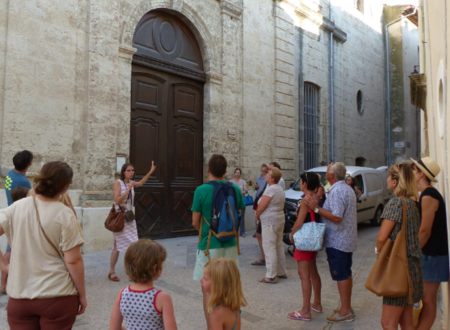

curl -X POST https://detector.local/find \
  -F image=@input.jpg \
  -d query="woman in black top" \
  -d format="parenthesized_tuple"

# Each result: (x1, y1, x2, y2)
(411, 157, 449, 330)
(287, 172, 322, 321)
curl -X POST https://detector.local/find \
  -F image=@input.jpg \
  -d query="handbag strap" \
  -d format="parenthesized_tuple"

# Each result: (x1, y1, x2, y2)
(309, 209, 316, 223)
(121, 180, 134, 210)
(399, 197, 408, 238)
(32, 196, 64, 260)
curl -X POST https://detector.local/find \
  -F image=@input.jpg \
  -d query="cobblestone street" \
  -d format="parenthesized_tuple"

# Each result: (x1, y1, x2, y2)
(0, 223, 444, 330)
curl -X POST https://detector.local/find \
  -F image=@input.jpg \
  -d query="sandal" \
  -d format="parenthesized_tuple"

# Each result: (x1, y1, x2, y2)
(287, 311, 311, 321)
(251, 259, 266, 266)
(258, 277, 277, 284)
(108, 272, 120, 282)
(277, 274, 288, 279)
(311, 303, 323, 313)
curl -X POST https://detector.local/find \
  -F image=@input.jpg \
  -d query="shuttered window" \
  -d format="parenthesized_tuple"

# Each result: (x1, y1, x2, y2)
(304, 83, 319, 170)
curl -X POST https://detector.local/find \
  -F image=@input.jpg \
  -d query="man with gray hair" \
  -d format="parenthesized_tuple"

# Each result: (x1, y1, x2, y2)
(305, 162, 357, 323)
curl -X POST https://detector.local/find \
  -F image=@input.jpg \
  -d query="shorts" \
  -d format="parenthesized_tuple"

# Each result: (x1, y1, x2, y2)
(293, 248, 317, 261)
(326, 247, 353, 281)
(422, 254, 449, 282)
(6, 243, 11, 253)
(256, 222, 262, 234)
(193, 246, 240, 281)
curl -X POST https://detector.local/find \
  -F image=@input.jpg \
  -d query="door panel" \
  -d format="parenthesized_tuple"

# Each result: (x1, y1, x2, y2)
(131, 65, 203, 239)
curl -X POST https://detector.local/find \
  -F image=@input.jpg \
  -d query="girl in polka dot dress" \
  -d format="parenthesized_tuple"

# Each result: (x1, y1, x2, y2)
(110, 239, 177, 330)
(201, 258, 247, 330)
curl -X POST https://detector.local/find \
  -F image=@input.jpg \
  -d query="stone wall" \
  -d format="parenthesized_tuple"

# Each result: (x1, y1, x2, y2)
(0, 0, 389, 253)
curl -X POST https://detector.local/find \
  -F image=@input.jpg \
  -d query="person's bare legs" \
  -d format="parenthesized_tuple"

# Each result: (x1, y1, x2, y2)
(417, 282, 441, 330)
(310, 258, 322, 312)
(295, 260, 312, 319)
(256, 232, 265, 261)
(337, 276, 352, 316)
(381, 305, 404, 330)
(202, 284, 212, 330)
(109, 245, 120, 280)
(0, 252, 10, 292)
(398, 306, 415, 330)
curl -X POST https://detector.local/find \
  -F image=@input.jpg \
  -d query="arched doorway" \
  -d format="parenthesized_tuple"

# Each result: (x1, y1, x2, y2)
(131, 10, 205, 239)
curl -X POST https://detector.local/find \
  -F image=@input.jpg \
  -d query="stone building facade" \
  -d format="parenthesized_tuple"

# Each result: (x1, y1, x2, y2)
(0, 0, 388, 253)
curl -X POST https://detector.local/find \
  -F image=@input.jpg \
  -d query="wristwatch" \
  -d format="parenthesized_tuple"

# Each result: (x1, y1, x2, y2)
(314, 207, 320, 214)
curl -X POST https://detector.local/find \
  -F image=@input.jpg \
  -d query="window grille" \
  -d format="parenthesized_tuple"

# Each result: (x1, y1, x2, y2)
(304, 83, 319, 170)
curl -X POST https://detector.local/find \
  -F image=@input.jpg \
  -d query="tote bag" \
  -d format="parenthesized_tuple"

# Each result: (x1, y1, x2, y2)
(293, 210, 325, 251)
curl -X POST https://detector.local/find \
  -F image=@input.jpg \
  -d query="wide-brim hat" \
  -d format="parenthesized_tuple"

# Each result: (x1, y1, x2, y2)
(410, 157, 440, 183)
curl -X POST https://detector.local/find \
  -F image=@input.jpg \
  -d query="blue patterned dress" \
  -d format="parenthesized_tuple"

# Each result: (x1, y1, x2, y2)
(380, 197, 423, 306)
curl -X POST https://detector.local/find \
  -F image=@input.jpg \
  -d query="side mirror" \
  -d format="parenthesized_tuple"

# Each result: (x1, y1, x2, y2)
(290, 182, 294, 188)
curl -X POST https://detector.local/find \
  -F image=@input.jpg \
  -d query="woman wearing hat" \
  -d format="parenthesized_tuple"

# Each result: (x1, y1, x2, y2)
(411, 157, 449, 330)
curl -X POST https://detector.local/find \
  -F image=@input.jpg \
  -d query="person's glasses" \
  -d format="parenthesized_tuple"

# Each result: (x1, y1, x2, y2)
(126, 170, 134, 172)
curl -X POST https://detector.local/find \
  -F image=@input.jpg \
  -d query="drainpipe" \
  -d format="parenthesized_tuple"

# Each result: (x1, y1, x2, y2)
(329, 6, 334, 162)
(385, 7, 418, 166)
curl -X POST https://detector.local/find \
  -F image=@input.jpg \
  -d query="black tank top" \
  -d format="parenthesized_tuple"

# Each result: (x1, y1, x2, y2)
(419, 187, 448, 256)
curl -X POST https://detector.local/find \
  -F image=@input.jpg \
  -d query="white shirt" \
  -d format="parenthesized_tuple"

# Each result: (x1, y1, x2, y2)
(278, 177, 285, 190)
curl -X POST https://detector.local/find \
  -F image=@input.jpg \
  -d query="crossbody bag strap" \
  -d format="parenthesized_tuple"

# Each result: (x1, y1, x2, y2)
(32, 196, 64, 260)
(400, 197, 414, 305)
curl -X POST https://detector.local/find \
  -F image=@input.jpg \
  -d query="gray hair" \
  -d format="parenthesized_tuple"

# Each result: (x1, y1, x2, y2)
(330, 162, 346, 181)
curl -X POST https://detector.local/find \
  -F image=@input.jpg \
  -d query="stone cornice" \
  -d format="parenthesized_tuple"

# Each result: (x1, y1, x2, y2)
(118, 44, 137, 61)
(206, 71, 223, 85)
(274, 0, 347, 43)
(220, 1, 243, 19)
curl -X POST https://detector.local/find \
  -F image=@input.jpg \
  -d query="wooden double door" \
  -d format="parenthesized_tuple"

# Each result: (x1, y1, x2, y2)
(130, 64, 203, 239)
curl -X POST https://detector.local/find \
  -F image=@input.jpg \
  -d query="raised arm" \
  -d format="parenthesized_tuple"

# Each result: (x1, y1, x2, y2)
(135, 161, 157, 188)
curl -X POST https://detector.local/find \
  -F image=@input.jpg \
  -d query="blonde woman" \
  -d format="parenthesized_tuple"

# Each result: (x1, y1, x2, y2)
(376, 162, 423, 330)
(200, 258, 247, 330)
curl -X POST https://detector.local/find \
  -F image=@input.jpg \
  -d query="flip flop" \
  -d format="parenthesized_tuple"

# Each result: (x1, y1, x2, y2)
(251, 259, 266, 266)
(287, 311, 311, 321)
(258, 277, 277, 284)
(277, 274, 288, 279)
(311, 303, 323, 313)
(108, 272, 120, 282)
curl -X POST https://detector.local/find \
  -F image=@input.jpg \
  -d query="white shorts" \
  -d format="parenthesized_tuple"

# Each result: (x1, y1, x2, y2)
(193, 246, 240, 281)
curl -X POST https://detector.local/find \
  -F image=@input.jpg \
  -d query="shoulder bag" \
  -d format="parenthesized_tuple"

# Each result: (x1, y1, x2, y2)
(243, 191, 254, 206)
(365, 198, 413, 304)
(104, 204, 125, 232)
(293, 209, 325, 251)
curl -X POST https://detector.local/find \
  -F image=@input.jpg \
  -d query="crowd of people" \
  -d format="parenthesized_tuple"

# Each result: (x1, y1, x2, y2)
(0, 150, 448, 330)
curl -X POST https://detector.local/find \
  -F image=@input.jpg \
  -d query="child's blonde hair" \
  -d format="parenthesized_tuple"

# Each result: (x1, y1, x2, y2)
(204, 258, 247, 313)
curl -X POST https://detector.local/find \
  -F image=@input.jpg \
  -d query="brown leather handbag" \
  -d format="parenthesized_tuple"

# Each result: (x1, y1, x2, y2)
(365, 198, 413, 304)
(104, 204, 125, 232)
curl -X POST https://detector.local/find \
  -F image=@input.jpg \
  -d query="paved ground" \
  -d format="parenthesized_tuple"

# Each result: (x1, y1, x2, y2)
(0, 223, 445, 330)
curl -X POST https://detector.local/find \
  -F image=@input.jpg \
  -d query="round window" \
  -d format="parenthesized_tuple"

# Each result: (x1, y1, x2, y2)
(357, 90, 363, 115)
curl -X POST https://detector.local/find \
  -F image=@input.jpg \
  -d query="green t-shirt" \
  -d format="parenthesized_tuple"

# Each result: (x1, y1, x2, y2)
(192, 180, 245, 250)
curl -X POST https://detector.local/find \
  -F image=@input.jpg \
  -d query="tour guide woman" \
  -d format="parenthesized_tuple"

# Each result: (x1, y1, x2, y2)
(375, 162, 423, 330)
(109, 161, 156, 282)
(0, 162, 86, 329)
(254, 167, 287, 284)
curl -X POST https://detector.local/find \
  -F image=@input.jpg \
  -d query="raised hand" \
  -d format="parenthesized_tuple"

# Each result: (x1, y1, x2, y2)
(150, 161, 156, 174)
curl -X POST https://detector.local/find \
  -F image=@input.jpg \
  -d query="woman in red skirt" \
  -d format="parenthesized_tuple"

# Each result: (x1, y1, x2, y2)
(287, 172, 323, 322)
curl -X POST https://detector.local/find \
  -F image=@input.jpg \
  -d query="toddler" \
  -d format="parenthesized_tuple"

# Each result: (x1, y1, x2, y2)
(201, 258, 247, 330)
(110, 239, 177, 330)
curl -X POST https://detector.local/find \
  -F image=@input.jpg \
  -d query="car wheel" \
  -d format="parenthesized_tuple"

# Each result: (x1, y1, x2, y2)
(370, 206, 383, 226)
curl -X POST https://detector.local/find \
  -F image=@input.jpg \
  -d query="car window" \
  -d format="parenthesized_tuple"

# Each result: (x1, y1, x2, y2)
(365, 173, 382, 193)
(353, 175, 364, 194)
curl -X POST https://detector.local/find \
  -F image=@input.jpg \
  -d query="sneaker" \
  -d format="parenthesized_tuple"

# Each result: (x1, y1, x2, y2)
(327, 313, 354, 323)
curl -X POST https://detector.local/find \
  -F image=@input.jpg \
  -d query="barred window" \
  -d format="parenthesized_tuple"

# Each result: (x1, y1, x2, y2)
(304, 83, 319, 170)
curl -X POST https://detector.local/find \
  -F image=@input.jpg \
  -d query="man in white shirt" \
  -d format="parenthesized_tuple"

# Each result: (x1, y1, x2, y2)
(269, 162, 285, 190)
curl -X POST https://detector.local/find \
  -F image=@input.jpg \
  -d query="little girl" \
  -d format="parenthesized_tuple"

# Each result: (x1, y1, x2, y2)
(110, 239, 177, 330)
(201, 258, 247, 330)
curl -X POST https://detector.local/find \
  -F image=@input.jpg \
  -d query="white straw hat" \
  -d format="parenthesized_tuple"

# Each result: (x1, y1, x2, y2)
(410, 157, 440, 183)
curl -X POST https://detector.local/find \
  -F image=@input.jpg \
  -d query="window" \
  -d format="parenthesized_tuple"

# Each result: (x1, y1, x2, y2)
(365, 173, 382, 193)
(357, 90, 363, 115)
(304, 83, 319, 170)
(355, 0, 364, 14)
(355, 157, 366, 166)
(353, 175, 365, 194)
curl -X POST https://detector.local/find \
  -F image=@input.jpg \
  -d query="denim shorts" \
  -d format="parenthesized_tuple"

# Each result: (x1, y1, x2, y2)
(6, 243, 11, 253)
(326, 247, 353, 281)
(422, 254, 449, 282)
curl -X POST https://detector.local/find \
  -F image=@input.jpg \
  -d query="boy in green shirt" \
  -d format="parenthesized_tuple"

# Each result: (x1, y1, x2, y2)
(192, 154, 244, 329)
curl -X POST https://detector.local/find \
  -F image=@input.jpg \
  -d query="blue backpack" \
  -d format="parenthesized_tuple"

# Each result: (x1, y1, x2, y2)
(199, 181, 241, 260)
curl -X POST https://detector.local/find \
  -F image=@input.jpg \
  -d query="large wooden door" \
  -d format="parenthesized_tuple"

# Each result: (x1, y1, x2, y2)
(130, 67, 203, 239)
(130, 10, 205, 239)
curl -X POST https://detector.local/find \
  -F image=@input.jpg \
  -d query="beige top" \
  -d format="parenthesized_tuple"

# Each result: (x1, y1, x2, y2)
(0, 196, 84, 299)
(260, 184, 286, 226)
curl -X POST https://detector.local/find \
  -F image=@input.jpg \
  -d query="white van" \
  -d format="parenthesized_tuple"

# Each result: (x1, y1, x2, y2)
(284, 166, 393, 226)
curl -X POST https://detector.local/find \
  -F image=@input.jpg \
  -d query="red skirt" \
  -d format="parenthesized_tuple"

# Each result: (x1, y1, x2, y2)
(293, 248, 317, 261)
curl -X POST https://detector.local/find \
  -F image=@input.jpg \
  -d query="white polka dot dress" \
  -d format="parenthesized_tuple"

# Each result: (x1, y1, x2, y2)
(119, 286, 164, 330)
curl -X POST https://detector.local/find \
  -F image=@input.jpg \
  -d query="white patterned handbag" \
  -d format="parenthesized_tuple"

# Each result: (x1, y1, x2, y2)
(293, 210, 325, 251)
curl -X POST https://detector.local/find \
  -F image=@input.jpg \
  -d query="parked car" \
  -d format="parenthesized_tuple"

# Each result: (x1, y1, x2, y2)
(284, 166, 393, 227)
